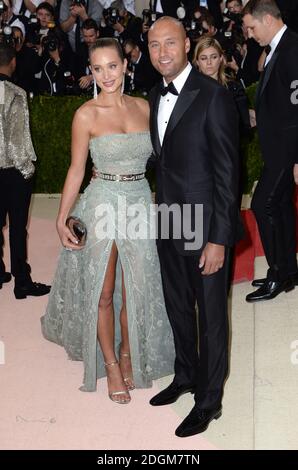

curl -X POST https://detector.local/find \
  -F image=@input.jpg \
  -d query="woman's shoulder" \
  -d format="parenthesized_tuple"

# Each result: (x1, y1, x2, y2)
(73, 98, 99, 122)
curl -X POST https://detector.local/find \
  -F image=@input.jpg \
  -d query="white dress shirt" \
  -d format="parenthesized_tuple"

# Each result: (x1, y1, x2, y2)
(264, 24, 287, 67)
(158, 62, 192, 145)
(156, 0, 163, 13)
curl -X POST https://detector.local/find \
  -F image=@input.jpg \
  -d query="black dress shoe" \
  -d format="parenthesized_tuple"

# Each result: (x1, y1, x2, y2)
(149, 381, 196, 406)
(0, 272, 12, 289)
(252, 274, 298, 287)
(14, 281, 51, 299)
(246, 279, 294, 303)
(175, 405, 222, 437)
(251, 277, 267, 287)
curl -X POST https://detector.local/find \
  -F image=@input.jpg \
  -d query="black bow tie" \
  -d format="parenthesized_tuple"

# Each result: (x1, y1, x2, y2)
(160, 81, 179, 96)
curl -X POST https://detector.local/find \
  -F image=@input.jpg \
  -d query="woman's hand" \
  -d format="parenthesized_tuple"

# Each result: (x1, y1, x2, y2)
(56, 220, 82, 251)
(91, 166, 99, 181)
(249, 109, 257, 128)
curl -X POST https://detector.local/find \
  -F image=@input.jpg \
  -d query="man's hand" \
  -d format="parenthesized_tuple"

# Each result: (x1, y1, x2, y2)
(76, 4, 88, 20)
(49, 49, 60, 64)
(142, 23, 150, 34)
(113, 22, 125, 33)
(79, 75, 93, 89)
(294, 163, 298, 185)
(69, 5, 79, 17)
(199, 242, 225, 275)
(70, 4, 87, 20)
(226, 56, 239, 73)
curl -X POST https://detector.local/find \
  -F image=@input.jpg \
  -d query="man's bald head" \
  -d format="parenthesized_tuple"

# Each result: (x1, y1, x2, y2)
(149, 16, 186, 39)
(148, 16, 190, 83)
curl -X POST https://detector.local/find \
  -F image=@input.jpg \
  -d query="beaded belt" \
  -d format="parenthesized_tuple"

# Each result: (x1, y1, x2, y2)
(97, 172, 145, 182)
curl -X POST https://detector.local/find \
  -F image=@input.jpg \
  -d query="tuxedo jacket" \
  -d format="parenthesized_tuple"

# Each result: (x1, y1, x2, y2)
(256, 28, 298, 169)
(148, 68, 240, 255)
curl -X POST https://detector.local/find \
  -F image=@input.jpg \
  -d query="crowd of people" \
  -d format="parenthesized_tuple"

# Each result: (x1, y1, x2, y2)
(1, 0, 298, 439)
(1, 0, 298, 97)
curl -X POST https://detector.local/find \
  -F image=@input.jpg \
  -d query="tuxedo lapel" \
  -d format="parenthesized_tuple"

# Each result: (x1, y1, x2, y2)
(150, 86, 162, 156)
(256, 29, 290, 106)
(163, 69, 200, 145)
(258, 50, 279, 97)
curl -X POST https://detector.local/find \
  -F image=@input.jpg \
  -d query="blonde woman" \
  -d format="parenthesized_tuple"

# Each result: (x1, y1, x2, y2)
(193, 36, 251, 130)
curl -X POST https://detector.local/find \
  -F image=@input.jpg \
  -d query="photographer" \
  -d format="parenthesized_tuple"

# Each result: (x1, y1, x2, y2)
(0, 43, 50, 298)
(37, 25, 75, 95)
(26, 2, 56, 46)
(225, 20, 263, 87)
(12, 0, 56, 19)
(74, 17, 98, 94)
(222, 0, 243, 34)
(102, 1, 142, 45)
(138, 7, 159, 53)
(0, 0, 27, 32)
(123, 38, 160, 95)
(185, 1, 224, 29)
(59, 0, 102, 52)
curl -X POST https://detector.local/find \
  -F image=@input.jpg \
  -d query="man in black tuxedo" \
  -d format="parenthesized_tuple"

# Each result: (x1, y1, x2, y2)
(147, 16, 239, 437)
(243, 0, 298, 302)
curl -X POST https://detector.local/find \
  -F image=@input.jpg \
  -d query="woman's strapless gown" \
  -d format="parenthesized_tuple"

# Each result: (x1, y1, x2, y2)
(41, 132, 174, 392)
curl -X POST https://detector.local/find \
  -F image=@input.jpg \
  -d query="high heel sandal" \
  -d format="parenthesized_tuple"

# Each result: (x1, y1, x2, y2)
(104, 360, 131, 404)
(119, 350, 135, 391)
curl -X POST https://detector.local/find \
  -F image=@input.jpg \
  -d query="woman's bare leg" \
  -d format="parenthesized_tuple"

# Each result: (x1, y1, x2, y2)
(97, 243, 130, 403)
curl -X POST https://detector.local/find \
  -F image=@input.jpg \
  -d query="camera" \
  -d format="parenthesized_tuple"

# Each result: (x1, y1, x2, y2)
(26, 14, 42, 44)
(222, 28, 243, 63)
(102, 7, 121, 27)
(224, 11, 242, 25)
(63, 71, 80, 95)
(0, 25, 14, 46)
(41, 29, 59, 52)
(0, 0, 8, 15)
(71, 0, 86, 7)
(224, 10, 243, 35)
(185, 18, 205, 41)
(142, 9, 156, 27)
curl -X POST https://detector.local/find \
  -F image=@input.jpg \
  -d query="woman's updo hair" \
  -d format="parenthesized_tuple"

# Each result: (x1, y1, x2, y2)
(89, 38, 124, 63)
